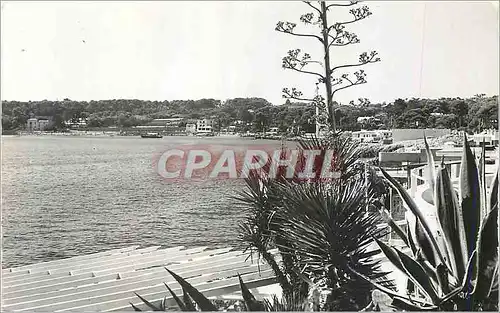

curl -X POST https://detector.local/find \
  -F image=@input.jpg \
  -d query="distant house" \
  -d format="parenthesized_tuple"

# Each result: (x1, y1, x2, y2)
(26, 117, 53, 131)
(185, 123, 196, 134)
(26, 118, 38, 131)
(64, 118, 87, 129)
(148, 118, 184, 127)
(134, 118, 185, 133)
(196, 119, 214, 134)
(350, 129, 392, 144)
(357, 116, 375, 123)
(471, 129, 499, 146)
(267, 127, 279, 135)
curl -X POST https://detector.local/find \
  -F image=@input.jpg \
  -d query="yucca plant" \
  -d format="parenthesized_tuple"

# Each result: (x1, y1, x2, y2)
(352, 134, 499, 311)
(237, 133, 395, 311)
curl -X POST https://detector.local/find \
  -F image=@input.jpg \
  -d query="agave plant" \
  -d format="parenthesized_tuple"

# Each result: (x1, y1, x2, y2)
(131, 268, 303, 311)
(237, 133, 395, 311)
(352, 134, 499, 311)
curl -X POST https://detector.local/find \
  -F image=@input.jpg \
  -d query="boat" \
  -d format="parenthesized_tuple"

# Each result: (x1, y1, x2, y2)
(196, 132, 215, 137)
(140, 132, 162, 138)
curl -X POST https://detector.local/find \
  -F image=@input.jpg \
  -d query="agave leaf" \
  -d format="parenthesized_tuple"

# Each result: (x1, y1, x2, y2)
(479, 142, 488, 221)
(394, 248, 440, 302)
(406, 221, 418, 256)
(416, 255, 438, 284)
(473, 205, 499, 301)
(487, 261, 499, 298)
(380, 209, 410, 248)
(374, 238, 406, 274)
(461, 250, 477, 292)
(391, 296, 438, 311)
(415, 219, 436, 267)
(164, 283, 188, 311)
(130, 302, 143, 312)
(423, 134, 436, 192)
(489, 165, 498, 211)
(459, 134, 481, 260)
(438, 286, 462, 306)
(435, 166, 468, 278)
(436, 263, 451, 295)
(134, 292, 162, 311)
(348, 264, 433, 307)
(183, 288, 197, 311)
(238, 274, 264, 311)
(379, 167, 450, 270)
(166, 269, 217, 311)
(158, 297, 164, 311)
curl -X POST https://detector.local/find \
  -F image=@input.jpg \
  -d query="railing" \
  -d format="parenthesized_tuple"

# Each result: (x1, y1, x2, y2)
(382, 157, 497, 245)
(410, 162, 460, 198)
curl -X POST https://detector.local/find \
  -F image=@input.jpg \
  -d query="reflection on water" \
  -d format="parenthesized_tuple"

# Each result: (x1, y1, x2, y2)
(1, 136, 283, 267)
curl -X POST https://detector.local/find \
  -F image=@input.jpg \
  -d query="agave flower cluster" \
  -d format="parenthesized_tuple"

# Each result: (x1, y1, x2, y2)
(354, 135, 499, 311)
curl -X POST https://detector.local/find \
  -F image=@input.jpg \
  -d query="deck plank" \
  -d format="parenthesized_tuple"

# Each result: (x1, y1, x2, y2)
(2, 246, 279, 312)
(2, 246, 140, 275)
(3, 251, 254, 300)
(3, 246, 211, 287)
(4, 262, 270, 310)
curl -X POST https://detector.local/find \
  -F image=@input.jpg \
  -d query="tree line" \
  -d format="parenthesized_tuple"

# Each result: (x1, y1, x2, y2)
(1, 94, 497, 134)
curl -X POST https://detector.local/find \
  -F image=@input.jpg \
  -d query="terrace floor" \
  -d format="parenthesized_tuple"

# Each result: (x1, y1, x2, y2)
(2, 242, 409, 312)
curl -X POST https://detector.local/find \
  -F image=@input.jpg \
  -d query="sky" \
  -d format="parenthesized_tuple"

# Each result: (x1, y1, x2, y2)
(1, 1, 499, 106)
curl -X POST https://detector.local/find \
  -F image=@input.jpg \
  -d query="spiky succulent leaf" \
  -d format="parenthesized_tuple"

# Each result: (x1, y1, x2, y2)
(423, 134, 436, 192)
(183, 288, 197, 311)
(415, 219, 436, 267)
(436, 263, 451, 295)
(164, 283, 188, 311)
(406, 220, 418, 256)
(349, 265, 435, 308)
(391, 296, 438, 311)
(374, 238, 405, 274)
(238, 274, 265, 311)
(380, 209, 410, 248)
(130, 302, 143, 312)
(435, 165, 468, 278)
(134, 292, 162, 311)
(379, 167, 450, 269)
(459, 134, 481, 260)
(166, 269, 217, 311)
(394, 248, 439, 302)
(461, 250, 477, 292)
(489, 166, 498, 211)
(478, 143, 488, 222)
(269, 178, 396, 310)
(473, 205, 499, 301)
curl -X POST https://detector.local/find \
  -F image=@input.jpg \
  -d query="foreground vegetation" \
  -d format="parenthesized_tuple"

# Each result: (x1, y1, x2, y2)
(358, 136, 498, 311)
(131, 133, 498, 311)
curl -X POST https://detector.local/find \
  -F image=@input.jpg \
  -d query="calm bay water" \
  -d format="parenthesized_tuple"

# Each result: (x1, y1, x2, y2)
(1, 135, 282, 268)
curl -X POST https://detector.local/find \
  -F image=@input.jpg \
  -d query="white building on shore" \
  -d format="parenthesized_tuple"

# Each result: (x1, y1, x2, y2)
(26, 117, 53, 131)
(349, 130, 393, 144)
(196, 119, 214, 134)
(185, 123, 196, 134)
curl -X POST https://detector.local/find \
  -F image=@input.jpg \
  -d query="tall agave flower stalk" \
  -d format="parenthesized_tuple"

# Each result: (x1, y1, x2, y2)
(352, 134, 499, 311)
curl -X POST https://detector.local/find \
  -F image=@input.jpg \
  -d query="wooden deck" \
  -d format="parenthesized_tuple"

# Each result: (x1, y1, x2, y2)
(2, 243, 405, 312)
(1, 246, 277, 312)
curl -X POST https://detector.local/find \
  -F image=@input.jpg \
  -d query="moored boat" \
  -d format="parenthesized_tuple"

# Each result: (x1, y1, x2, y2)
(140, 132, 162, 138)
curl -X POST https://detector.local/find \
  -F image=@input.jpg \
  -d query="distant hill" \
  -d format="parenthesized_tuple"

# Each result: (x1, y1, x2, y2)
(2, 95, 497, 134)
